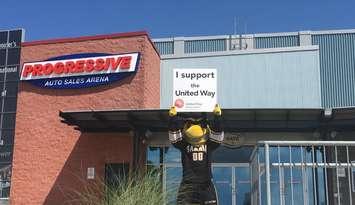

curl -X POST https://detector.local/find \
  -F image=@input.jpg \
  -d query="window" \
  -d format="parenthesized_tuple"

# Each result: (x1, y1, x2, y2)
(0, 145, 12, 163)
(6, 48, 20, 65)
(3, 97, 17, 112)
(2, 113, 16, 129)
(8, 31, 21, 46)
(0, 129, 14, 145)
(5, 81, 18, 97)
(0, 50, 6, 66)
(5, 69, 19, 81)
(0, 32, 8, 44)
(0, 164, 11, 198)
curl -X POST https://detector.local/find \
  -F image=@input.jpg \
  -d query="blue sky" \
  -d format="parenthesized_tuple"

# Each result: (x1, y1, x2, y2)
(1, 0, 355, 41)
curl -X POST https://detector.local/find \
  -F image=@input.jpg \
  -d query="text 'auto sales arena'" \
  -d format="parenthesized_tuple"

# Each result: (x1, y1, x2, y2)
(0, 28, 355, 205)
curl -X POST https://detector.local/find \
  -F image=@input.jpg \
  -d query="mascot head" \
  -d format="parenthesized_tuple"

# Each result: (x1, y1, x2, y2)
(183, 118, 209, 145)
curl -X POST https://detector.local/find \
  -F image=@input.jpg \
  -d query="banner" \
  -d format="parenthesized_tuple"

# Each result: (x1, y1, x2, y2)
(173, 69, 217, 112)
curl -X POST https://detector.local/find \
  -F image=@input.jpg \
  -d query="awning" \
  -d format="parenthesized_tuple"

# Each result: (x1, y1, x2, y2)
(59, 107, 355, 132)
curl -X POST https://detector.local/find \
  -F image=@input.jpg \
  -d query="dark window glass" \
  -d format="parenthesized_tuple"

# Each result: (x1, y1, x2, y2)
(2, 113, 16, 129)
(0, 186, 10, 198)
(0, 164, 11, 180)
(0, 71, 5, 82)
(5, 66, 19, 81)
(0, 163, 11, 198)
(3, 98, 17, 112)
(212, 146, 254, 163)
(0, 66, 5, 81)
(9, 30, 22, 46)
(5, 81, 18, 97)
(0, 50, 6, 66)
(0, 129, 14, 145)
(0, 145, 12, 163)
(0, 181, 10, 198)
(7, 48, 20, 65)
(0, 32, 7, 44)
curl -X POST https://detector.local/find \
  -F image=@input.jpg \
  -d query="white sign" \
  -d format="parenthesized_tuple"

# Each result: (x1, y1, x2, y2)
(87, 167, 95, 179)
(173, 69, 217, 112)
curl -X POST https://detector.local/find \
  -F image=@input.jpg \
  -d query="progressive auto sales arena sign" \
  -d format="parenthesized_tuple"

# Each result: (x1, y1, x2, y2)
(20, 52, 140, 89)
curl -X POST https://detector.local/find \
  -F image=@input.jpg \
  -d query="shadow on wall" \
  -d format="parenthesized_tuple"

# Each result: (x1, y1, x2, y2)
(43, 132, 132, 205)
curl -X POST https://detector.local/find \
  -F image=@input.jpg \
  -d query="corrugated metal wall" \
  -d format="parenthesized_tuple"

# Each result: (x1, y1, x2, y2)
(160, 50, 321, 109)
(312, 33, 355, 108)
(254, 35, 299, 49)
(155, 31, 355, 108)
(184, 39, 226, 53)
(154, 41, 174, 55)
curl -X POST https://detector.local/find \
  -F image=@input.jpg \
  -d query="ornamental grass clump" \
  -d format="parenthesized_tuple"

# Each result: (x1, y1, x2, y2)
(105, 172, 165, 205)
(72, 170, 174, 205)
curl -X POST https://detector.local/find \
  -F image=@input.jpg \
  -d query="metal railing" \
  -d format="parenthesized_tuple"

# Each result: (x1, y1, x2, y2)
(254, 141, 355, 205)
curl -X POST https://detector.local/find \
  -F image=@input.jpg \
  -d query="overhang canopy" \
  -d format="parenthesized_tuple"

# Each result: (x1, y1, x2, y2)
(59, 108, 355, 132)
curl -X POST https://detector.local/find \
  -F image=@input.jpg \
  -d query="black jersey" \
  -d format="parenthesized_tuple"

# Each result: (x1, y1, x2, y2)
(169, 130, 224, 184)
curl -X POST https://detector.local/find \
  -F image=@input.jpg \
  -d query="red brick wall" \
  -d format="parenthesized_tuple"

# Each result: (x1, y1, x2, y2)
(10, 34, 160, 205)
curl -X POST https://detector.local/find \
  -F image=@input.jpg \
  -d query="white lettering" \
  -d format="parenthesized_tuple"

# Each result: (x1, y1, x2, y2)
(44, 79, 63, 87)
(186, 145, 207, 153)
(64, 78, 85, 85)
(0, 41, 16, 49)
(86, 76, 109, 83)
(0, 66, 17, 73)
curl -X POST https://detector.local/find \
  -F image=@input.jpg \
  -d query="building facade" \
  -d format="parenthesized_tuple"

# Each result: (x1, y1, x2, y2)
(152, 29, 355, 205)
(11, 31, 160, 204)
(0, 28, 353, 205)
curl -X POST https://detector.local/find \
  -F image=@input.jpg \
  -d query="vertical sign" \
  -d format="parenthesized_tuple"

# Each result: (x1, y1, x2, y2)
(0, 29, 23, 198)
(173, 68, 217, 112)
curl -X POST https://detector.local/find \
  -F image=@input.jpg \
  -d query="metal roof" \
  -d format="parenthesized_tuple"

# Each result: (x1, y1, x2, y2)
(59, 108, 355, 133)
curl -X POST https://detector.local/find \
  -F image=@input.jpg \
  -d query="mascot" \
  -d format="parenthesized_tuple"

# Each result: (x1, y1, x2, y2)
(168, 104, 224, 205)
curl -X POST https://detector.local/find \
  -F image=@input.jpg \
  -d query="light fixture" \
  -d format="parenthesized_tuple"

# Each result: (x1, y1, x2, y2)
(324, 108, 333, 118)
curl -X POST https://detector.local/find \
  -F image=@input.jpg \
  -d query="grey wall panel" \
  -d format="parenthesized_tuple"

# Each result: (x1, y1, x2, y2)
(255, 35, 299, 49)
(154, 41, 174, 55)
(161, 50, 321, 109)
(184, 39, 226, 53)
(312, 33, 355, 108)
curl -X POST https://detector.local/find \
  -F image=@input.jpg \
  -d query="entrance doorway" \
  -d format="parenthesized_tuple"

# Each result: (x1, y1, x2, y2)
(164, 163, 251, 205)
(213, 164, 251, 205)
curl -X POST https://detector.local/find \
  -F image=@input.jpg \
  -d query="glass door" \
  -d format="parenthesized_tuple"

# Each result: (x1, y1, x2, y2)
(213, 166, 233, 205)
(235, 166, 251, 205)
(165, 163, 251, 205)
(213, 164, 251, 205)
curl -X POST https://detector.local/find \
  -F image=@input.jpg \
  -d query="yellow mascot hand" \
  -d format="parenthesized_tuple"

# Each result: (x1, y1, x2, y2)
(213, 104, 222, 116)
(169, 106, 177, 117)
